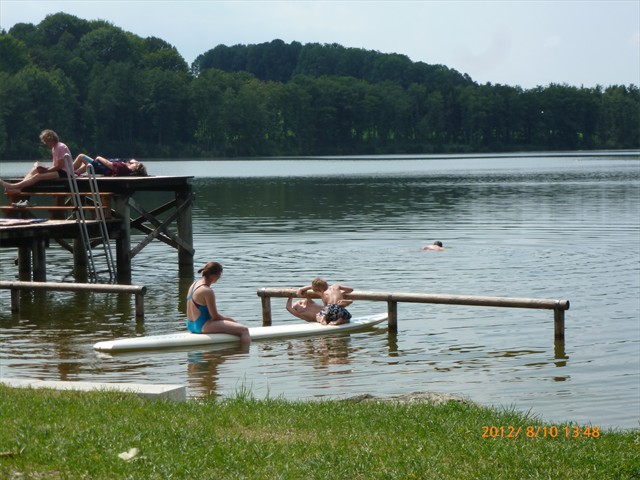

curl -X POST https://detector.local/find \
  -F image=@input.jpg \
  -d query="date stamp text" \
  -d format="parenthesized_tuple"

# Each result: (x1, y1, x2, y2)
(482, 425, 601, 439)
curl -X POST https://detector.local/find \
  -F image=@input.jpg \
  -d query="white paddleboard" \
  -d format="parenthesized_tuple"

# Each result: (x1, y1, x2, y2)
(93, 313, 387, 352)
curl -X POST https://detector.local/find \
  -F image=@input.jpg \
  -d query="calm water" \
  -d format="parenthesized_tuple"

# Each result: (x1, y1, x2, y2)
(1, 153, 639, 430)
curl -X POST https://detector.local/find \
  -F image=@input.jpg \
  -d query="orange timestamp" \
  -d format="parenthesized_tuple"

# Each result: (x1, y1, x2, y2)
(482, 425, 601, 439)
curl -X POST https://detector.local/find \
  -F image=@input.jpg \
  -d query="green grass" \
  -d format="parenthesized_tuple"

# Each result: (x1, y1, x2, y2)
(0, 385, 638, 479)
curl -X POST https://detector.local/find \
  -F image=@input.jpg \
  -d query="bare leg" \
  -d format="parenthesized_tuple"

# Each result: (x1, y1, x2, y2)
(202, 319, 251, 344)
(3, 171, 61, 192)
(73, 155, 87, 175)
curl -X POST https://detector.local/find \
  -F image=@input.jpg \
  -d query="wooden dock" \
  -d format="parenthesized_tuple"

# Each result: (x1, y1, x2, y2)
(0, 176, 194, 282)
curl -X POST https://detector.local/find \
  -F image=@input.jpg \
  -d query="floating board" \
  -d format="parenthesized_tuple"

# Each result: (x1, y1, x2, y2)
(93, 313, 387, 352)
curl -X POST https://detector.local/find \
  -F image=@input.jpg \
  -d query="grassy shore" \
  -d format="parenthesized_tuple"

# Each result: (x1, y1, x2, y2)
(0, 385, 638, 479)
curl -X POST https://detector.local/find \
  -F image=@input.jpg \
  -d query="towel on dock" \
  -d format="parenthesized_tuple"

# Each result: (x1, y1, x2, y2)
(0, 218, 48, 226)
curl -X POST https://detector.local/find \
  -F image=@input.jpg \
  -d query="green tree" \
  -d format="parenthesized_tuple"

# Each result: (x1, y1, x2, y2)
(1, 66, 77, 158)
(86, 62, 143, 153)
(0, 34, 30, 74)
(188, 69, 229, 155)
(78, 26, 135, 65)
(139, 68, 191, 152)
(598, 85, 640, 149)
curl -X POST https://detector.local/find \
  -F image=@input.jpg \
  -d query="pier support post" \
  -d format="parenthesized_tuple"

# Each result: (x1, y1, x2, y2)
(73, 238, 88, 282)
(175, 186, 194, 270)
(32, 239, 46, 282)
(10, 288, 19, 312)
(17, 246, 31, 281)
(112, 194, 131, 283)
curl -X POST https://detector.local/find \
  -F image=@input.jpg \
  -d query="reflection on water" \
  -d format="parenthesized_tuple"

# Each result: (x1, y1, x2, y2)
(1, 154, 639, 429)
(187, 344, 250, 399)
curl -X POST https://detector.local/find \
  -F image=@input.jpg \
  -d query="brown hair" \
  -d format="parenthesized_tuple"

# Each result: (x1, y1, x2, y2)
(311, 277, 328, 291)
(130, 160, 148, 177)
(39, 129, 59, 144)
(197, 262, 223, 277)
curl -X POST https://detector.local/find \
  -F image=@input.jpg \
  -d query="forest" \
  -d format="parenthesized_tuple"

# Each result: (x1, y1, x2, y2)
(0, 12, 638, 160)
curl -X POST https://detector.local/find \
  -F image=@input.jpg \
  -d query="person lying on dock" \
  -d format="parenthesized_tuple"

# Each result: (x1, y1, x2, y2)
(74, 155, 148, 177)
(186, 261, 250, 344)
(1, 129, 72, 193)
(286, 297, 323, 322)
(422, 241, 445, 251)
(297, 277, 353, 325)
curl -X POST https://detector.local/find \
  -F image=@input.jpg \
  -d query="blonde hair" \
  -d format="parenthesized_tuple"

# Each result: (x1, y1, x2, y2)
(39, 129, 59, 144)
(311, 277, 328, 291)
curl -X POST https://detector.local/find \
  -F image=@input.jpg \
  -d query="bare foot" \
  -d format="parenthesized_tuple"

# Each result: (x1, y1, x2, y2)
(330, 317, 349, 326)
(1, 180, 20, 193)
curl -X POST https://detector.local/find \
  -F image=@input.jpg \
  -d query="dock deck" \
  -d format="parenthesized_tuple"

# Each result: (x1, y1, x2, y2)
(1, 176, 194, 282)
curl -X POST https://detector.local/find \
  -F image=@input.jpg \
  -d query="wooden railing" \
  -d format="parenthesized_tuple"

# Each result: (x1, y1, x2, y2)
(1, 192, 113, 220)
(1, 281, 147, 318)
(257, 288, 570, 340)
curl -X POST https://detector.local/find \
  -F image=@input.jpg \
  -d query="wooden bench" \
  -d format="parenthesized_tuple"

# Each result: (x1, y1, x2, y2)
(1, 192, 112, 220)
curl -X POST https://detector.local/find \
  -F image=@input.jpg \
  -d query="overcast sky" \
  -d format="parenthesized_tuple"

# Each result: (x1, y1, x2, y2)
(1, 0, 638, 89)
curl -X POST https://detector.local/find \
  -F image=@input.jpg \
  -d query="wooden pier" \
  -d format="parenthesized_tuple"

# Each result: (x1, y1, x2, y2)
(257, 287, 570, 340)
(0, 176, 194, 283)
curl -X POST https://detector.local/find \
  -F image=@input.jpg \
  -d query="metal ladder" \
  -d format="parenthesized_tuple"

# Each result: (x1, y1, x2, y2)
(64, 154, 115, 282)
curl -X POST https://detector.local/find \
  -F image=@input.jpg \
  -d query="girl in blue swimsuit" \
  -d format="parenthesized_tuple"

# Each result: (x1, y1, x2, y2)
(186, 262, 251, 344)
(186, 283, 212, 333)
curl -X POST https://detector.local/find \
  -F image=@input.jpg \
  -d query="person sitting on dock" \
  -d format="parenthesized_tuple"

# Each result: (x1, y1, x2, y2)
(1, 129, 72, 193)
(422, 241, 445, 251)
(73, 155, 148, 177)
(186, 262, 250, 344)
(286, 297, 323, 322)
(297, 277, 353, 325)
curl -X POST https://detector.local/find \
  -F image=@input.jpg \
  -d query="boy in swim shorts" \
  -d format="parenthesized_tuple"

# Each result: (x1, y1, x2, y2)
(297, 277, 354, 325)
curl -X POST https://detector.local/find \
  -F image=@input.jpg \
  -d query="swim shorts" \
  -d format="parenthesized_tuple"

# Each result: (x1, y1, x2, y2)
(319, 304, 352, 323)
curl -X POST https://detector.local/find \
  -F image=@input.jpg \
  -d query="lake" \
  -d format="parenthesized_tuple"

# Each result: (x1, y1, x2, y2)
(1, 152, 639, 430)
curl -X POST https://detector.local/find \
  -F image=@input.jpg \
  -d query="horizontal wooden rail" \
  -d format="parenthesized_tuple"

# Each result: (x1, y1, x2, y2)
(257, 287, 569, 340)
(0, 280, 146, 318)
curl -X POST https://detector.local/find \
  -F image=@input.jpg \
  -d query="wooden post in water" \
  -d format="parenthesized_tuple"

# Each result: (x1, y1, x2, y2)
(554, 306, 566, 341)
(73, 238, 88, 282)
(112, 194, 131, 283)
(387, 299, 398, 333)
(259, 289, 272, 326)
(32, 239, 46, 282)
(17, 245, 31, 281)
(175, 187, 194, 271)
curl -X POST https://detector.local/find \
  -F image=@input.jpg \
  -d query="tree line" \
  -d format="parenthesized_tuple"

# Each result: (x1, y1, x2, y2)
(0, 12, 638, 160)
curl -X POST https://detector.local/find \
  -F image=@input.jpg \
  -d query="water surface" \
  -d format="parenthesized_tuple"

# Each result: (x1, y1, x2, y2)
(1, 153, 638, 429)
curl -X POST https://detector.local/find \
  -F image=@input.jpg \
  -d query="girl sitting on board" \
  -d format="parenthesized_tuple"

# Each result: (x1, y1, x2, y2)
(186, 262, 250, 344)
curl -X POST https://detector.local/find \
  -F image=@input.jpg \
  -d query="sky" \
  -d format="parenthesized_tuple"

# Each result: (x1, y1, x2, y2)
(1, 0, 639, 89)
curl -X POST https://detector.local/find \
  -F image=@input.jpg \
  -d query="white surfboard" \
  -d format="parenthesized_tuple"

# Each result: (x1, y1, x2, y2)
(93, 313, 387, 352)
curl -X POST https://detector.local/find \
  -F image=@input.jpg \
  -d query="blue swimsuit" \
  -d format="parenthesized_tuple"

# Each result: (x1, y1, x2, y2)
(186, 283, 212, 333)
